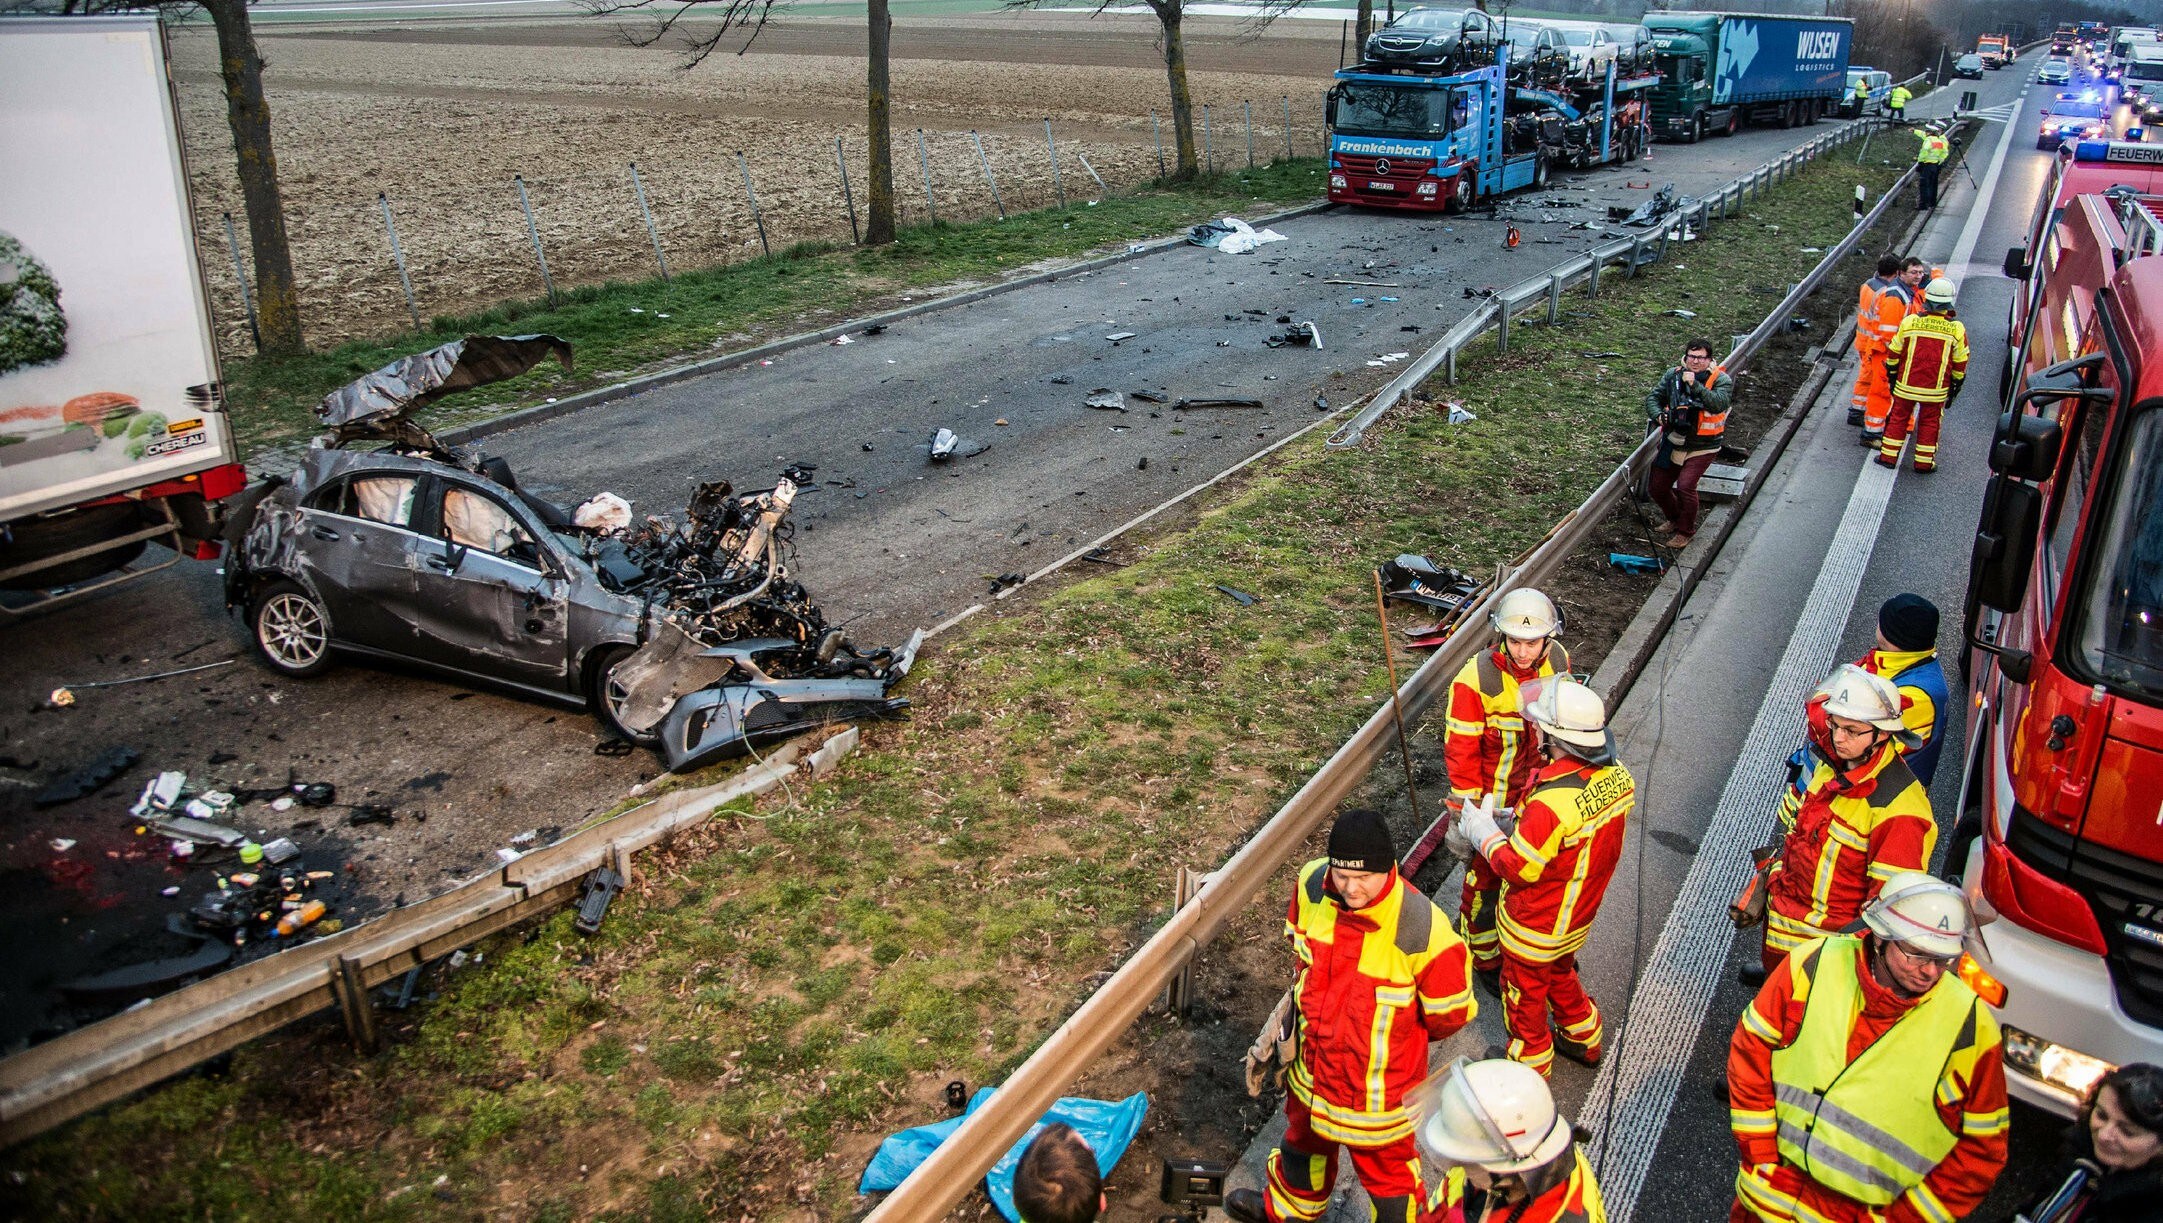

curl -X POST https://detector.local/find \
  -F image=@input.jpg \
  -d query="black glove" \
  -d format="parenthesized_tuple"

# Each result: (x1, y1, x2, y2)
(1950, 376, 1966, 398)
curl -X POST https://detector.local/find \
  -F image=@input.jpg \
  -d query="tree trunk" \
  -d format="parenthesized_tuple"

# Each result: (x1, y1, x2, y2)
(1356, 0, 1374, 51)
(1158, 4, 1200, 179)
(864, 0, 897, 245)
(202, 0, 305, 356)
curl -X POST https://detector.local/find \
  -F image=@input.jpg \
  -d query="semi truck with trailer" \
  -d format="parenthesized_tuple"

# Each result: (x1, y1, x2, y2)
(0, 15, 245, 614)
(1968, 180, 2163, 1115)
(1326, 53, 1658, 212)
(1643, 11, 1852, 142)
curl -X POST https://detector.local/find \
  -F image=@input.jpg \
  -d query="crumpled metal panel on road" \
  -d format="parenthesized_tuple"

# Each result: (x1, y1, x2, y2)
(316, 334, 572, 428)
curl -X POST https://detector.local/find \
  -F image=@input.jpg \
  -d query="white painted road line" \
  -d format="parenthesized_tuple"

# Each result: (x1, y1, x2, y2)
(1582, 95, 2030, 1221)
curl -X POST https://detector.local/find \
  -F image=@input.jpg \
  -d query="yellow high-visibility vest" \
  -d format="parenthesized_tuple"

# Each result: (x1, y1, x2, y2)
(1769, 937, 1985, 1206)
(1918, 133, 1950, 164)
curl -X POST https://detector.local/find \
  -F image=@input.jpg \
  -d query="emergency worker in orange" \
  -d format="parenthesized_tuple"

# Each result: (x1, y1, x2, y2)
(1443, 588, 1570, 991)
(1642, 338, 1734, 548)
(1222, 809, 1478, 1223)
(1848, 254, 1906, 428)
(1752, 665, 1935, 980)
(1728, 875, 2009, 1223)
(1455, 678, 1633, 1078)
(1878, 277, 1969, 472)
(1861, 258, 1923, 446)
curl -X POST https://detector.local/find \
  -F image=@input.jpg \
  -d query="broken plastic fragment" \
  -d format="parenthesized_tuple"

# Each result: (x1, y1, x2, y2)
(1105, 332, 1138, 343)
(48, 687, 74, 707)
(130, 771, 188, 818)
(1084, 389, 1127, 412)
(49, 838, 75, 853)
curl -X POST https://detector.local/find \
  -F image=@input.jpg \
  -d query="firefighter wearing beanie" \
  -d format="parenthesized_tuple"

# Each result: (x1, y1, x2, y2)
(1224, 809, 1477, 1223)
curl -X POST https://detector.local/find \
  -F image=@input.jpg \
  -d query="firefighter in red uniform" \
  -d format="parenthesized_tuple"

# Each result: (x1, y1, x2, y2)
(1223, 809, 1479, 1223)
(1456, 678, 1633, 1078)
(1728, 874, 2009, 1223)
(1420, 1057, 1608, 1222)
(1444, 587, 1570, 993)
(1879, 278, 1969, 472)
(1752, 665, 1935, 981)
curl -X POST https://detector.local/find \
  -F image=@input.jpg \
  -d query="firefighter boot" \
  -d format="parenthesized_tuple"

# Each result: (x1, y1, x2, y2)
(1224, 1189, 1269, 1223)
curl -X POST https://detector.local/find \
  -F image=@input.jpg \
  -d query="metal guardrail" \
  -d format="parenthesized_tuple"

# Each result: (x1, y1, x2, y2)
(1327, 115, 1883, 449)
(862, 113, 1955, 1223)
(0, 730, 860, 1146)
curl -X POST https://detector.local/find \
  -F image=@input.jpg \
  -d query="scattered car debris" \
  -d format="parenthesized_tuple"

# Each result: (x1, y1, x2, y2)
(573, 492, 633, 533)
(129, 771, 187, 818)
(1215, 584, 1258, 606)
(1662, 308, 1698, 319)
(1186, 217, 1286, 254)
(988, 572, 1026, 594)
(49, 838, 75, 853)
(1322, 279, 1401, 288)
(1314, 395, 1330, 411)
(1104, 332, 1138, 344)
(261, 837, 302, 865)
(1263, 321, 1323, 349)
(575, 865, 626, 935)
(1577, 351, 1625, 359)
(150, 814, 248, 848)
(1366, 352, 1412, 368)
(1442, 403, 1477, 424)
(1084, 389, 1127, 412)
(928, 427, 990, 461)
(593, 737, 635, 757)
(1172, 397, 1265, 410)
(1080, 548, 1126, 567)
(50, 659, 234, 700)
(348, 805, 396, 828)
(60, 916, 233, 999)
(32, 746, 139, 807)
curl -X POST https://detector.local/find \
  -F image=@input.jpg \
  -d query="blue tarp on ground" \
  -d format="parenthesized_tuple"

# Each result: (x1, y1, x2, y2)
(860, 1087, 1150, 1221)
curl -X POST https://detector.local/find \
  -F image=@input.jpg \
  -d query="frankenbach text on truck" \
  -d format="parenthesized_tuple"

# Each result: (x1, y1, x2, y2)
(1962, 169, 2163, 1116)
(0, 16, 245, 615)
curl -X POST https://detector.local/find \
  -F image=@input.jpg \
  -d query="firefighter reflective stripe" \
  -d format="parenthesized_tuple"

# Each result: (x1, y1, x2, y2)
(1886, 312, 1970, 403)
(1770, 937, 1972, 1205)
(1903, 1180, 1959, 1223)
(1917, 134, 1950, 163)
(1366, 985, 1413, 1113)
(1694, 365, 1732, 438)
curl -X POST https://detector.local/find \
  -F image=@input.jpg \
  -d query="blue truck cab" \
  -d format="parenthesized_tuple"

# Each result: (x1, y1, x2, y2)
(1326, 57, 1656, 212)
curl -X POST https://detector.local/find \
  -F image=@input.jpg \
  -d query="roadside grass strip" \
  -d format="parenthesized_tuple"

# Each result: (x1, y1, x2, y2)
(1, 154, 1899, 1222)
(219, 161, 1331, 455)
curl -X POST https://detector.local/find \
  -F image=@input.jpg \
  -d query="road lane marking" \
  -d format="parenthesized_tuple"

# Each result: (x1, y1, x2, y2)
(1582, 93, 2029, 1220)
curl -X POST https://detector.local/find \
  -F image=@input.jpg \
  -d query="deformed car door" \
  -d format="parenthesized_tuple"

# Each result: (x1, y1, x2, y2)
(294, 473, 425, 651)
(405, 480, 573, 690)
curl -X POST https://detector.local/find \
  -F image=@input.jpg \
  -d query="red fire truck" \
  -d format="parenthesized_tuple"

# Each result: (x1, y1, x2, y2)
(2000, 141, 2163, 399)
(1968, 184, 2163, 1115)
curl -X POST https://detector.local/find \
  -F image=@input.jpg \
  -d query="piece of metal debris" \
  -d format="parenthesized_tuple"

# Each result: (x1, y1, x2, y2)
(928, 428, 990, 461)
(1130, 389, 1169, 403)
(1105, 332, 1138, 343)
(149, 814, 247, 848)
(33, 746, 139, 808)
(1662, 308, 1698, 319)
(1172, 397, 1265, 410)
(575, 865, 626, 936)
(1215, 584, 1258, 606)
(1085, 389, 1127, 411)
(1263, 321, 1323, 350)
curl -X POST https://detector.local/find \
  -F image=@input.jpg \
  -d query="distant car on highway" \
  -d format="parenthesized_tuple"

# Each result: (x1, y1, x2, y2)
(1362, 7, 1502, 70)
(2039, 92, 2111, 147)
(2040, 58, 2075, 84)
(1955, 53, 1985, 79)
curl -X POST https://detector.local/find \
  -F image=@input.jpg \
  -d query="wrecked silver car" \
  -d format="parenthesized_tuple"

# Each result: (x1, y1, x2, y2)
(222, 334, 918, 771)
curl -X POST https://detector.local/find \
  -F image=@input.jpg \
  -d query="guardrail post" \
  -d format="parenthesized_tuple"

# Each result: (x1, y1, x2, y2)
(334, 956, 380, 1053)
(1496, 300, 1510, 353)
(1626, 236, 1644, 279)
(1656, 224, 1671, 263)
(1446, 344, 1458, 385)
(1166, 866, 1210, 1016)
(1547, 271, 1562, 324)
(1588, 252, 1603, 298)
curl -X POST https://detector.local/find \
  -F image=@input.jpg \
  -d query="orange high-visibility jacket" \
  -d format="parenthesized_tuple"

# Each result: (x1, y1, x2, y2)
(1487, 756, 1635, 963)
(1729, 938, 2008, 1223)
(1858, 278, 1907, 355)
(1766, 744, 1934, 959)
(1885, 310, 1970, 403)
(1445, 643, 1570, 807)
(1284, 862, 1477, 1146)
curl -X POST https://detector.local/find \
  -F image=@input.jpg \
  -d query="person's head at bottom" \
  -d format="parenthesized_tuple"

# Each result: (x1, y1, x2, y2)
(1327, 808, 1397, 910)
(1014, 1123, 1103, 1223)
(1859, 873, 1969, 1000)
(2085, 1063, 2163, 1174)
(1421, 1057, 1577, 1204)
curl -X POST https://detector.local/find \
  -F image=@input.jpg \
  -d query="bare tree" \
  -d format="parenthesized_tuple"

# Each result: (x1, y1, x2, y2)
(582, 0, 899, 245)
(1002, 0, 1316, 183)
(33, 0, 309, 354)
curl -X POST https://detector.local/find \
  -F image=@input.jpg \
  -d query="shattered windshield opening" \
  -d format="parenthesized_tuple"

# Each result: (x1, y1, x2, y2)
(1333, 84, 1456, 138)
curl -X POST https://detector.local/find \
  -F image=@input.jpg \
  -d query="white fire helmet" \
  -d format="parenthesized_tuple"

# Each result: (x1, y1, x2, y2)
(1491, 588, 1562, 641)
(1813, 663, 1908, 734)
(1419, 1057, 1574, 1174)
(1519, 676, 1612, 758)
(1863, 872, 1971, 959)
(1923, 278, 1957, 308)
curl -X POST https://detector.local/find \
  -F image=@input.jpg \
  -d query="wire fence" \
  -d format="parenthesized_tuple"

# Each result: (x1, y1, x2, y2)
(203, 98, 1334, 357)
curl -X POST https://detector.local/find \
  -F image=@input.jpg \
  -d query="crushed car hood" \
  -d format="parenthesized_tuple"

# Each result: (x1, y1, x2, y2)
(317, 334, 572, 430)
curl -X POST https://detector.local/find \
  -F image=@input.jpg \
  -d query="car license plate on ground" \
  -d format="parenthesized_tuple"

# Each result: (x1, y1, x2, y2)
(1367, 180, 1396, 191)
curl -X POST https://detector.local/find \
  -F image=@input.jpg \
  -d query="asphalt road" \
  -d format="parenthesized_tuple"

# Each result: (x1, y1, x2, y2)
(0, 103, 1892, 1042)
(1221, 52, 2078, 1222)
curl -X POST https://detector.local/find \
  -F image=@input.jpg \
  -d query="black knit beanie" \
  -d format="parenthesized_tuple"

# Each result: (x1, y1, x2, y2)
(1879, 593, 1940, 652)
(1328, 809, 1396, 874)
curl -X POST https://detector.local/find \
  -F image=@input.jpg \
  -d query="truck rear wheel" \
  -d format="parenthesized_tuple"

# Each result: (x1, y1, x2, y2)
(1723, 108, 1743, 136)
(0, 502, 146, 591)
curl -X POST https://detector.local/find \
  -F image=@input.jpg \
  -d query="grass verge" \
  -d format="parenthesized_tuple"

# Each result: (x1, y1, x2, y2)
(225, 161, 1330, 456)
(2, 150, 1903, 1222)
